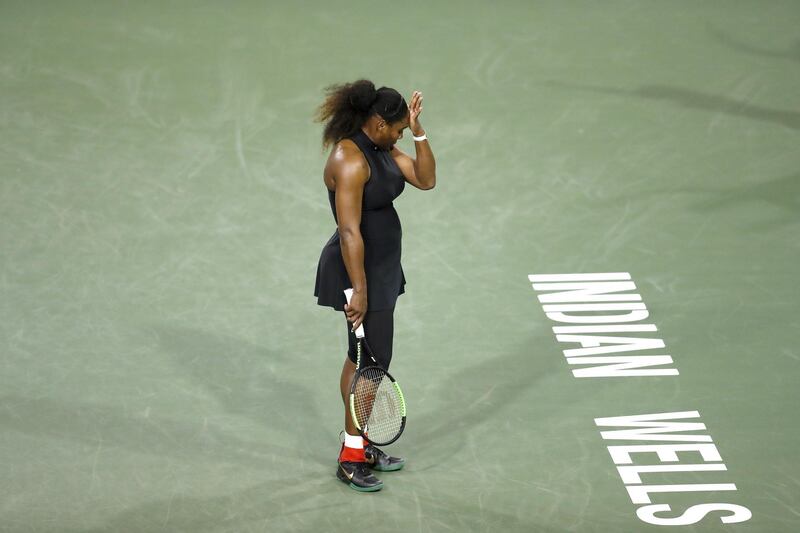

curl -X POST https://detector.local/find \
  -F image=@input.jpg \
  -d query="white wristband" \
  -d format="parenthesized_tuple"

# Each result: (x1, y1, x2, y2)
(412, 132, 427, 142)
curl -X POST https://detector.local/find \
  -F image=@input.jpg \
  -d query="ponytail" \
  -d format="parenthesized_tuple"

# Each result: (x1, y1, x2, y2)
(315, 79, 408, 150)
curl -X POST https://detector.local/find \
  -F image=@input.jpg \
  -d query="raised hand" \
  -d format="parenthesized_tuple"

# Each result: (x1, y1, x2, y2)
(408, 90, 424, 135)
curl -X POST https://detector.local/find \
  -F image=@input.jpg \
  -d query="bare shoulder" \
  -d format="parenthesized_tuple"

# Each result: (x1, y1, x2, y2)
(330, 138, 366, 168)
(325, 138, 369, 187)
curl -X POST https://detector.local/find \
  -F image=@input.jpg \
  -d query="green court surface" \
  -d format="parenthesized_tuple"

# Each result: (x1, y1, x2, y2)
(2, 1, 799, 532)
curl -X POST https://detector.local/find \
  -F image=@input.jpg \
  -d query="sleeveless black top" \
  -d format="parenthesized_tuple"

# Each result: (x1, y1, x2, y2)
(314, 129, 406, 311)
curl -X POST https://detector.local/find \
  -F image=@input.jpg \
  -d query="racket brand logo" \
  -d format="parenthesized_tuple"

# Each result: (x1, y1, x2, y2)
(528, 272, 678, 378)
(378, 390, 397, 417)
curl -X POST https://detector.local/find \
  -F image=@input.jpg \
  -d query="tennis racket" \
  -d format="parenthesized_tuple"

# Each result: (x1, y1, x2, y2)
(344, 288, 406, 446)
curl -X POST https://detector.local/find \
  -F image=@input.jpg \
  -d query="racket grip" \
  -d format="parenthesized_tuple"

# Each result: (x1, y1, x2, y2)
(343, 288, 365, 339)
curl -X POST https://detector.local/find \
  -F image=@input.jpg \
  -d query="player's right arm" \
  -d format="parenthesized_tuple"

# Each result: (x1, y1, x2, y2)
(331, 142, 370, 330)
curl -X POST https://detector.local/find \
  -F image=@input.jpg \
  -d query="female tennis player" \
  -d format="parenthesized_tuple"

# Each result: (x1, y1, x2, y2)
(314, 79, 436, 491)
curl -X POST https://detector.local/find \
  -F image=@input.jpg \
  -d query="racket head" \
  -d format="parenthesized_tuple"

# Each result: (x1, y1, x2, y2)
(349, 365, 406, 447)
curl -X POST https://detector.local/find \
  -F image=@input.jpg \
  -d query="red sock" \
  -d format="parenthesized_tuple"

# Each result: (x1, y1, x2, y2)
(339, 443, 366, 463)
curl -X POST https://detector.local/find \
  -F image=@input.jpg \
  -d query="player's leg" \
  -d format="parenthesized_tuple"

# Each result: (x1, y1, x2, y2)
(336, 311, 383, 491)
(339, 356, 358, 435)
(352, 307, 405, 472)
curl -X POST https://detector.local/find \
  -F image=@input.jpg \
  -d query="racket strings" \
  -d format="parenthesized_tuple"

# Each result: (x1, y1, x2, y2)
(352, 368, 403, 444)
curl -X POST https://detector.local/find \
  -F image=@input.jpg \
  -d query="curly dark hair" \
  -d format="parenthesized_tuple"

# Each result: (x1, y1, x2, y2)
(315, 79, 407, 150)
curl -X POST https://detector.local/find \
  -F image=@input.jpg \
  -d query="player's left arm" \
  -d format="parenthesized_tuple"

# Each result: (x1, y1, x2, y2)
(392, 90, 436, 191)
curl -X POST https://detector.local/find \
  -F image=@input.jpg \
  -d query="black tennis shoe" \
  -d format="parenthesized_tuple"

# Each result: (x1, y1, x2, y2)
(364, 444, 405, 471)
(337, 461, 384, 492)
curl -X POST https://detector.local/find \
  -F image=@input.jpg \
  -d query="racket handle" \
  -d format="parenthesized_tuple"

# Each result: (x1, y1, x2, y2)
(343, 288, 365, 339)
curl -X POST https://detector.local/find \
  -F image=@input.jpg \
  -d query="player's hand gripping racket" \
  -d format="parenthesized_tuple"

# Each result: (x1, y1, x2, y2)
(344, 289, 406, 446)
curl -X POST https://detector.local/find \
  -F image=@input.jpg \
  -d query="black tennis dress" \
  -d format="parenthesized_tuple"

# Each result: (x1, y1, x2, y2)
(314, 129, 406, 312)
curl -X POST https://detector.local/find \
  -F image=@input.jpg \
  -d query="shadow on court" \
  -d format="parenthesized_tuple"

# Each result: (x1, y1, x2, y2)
(61, 476, 567, 533)
(151, 324, 331, 466)
(0, 393, 279, 462)
(63, 477, 340, 533)
(581, 171, 800, 233)
(546, 81, 800, 130)
(688, 171, 800, 212)
(618, 172, 798, 213)
(409, 335, 562, 470)
(59, 456, 566, 533)
(0, 325, 330, 472)
(388, 488, 568, 533)
(685, 172, 800, 233)
(708, 25, 800, 63)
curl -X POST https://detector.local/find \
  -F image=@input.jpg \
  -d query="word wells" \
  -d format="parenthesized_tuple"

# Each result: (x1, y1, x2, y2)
(528, 272, 677, 378)
(595, 411, 751, 526)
